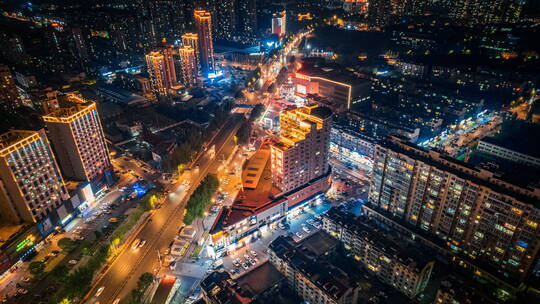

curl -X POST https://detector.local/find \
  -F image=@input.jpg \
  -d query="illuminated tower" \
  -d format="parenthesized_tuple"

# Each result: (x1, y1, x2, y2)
(194, 10, 215, 73)
(146, 51, 168, 97)
(182, 33, 200, 70)
(0, 64, 23, 112)
(180, 46, 198, 87)
(271, 11, 286, 37)
(43, 94, 112, 186)
(0, 129, 68, 223)
(162, 44, 177, 86)
(270, 105, 332, 193)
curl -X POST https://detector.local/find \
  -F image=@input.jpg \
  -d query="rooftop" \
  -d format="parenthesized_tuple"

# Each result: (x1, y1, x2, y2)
(210, 146, 283, 232)
(0, 130, 40, 157)
(324, 207, 434, 272)
(235, 262, 283, 297)
(296, 60, 370, 87)
(384, 137, 540, 207)
(480, 119, 540, 159)
(42, 102, 96, 123)
(269, 233, 409, 303)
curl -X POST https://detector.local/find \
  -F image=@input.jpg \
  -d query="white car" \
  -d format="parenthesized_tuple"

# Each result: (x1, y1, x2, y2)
(96, 286, 105, 297)
(303, 226, 311, 233)
(68, 259, 78, 265)
(242, 263, 249, 270)
(132, 239, 141, 250)
(112, 299, 121, 304)
(295, 232, 302, 238)
(250, 250, 257, 257)
(138, 240, 146, 248)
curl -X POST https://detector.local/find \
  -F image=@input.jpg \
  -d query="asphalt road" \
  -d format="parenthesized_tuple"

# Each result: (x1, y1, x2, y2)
(86, 114, 244, 304)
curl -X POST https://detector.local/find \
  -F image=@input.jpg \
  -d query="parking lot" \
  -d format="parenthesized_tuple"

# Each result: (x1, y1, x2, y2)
(219, 197, 334, 278)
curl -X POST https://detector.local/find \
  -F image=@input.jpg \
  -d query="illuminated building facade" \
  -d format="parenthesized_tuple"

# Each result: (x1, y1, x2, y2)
(366, 137, 540, 281)
(323, 208, 434, 298)
(450, 0, 523, 24)
(291, 64, 371, 112)
(181, 33, 200, 70)
(194, 10, 216, 73)
(145, 47, 177, 97)
(179, 46, 198, 87)
(43, 95, 112, 186)
(215, 0, 236, 40)
(161, 45, 177, 87)
(271, 11, 286, 37)
(0, 64, 23, 112)
(271, 105, 332, 194)
(238, 0, 257, 35)
(146, 51, 167, 97)
(0, 130, 68, 223)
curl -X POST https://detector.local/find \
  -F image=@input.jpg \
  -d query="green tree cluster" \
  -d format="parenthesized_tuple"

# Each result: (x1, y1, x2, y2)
(250, 104, 264, 121)
(183, 174, 219, 225)
(236, 120, 252, 145)
(50, 244, 110, 303)
(57, 237, 76, 252)
(130, 272, 154, 304)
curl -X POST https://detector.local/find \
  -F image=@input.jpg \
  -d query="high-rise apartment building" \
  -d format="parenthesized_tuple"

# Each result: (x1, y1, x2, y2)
(146, 51, 167, 97)
(145, 45, 177, 97)
(179, 46, 198, 87)
(0, 130, 68, 223)
(271, 11, 286, 37)
(161, 44, 177, 86)
(366, 136, 540, 281)
(194, 10, 216, 74)
(42, 94, 112, 186)
(181, 33, 200, 69)
(270, 105, 332, 193)
(0, 64, 23, 112)
(323, 207, 434, 298)
(214, 0, 236, 40)
(450, 0, 523, 24)
(136, 0, 194, 49)
(238, 0, 257, 35)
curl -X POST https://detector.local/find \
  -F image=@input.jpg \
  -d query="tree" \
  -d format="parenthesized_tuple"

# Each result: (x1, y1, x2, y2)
(138, 272, 154, 290)
(28, 261, 45, 276)
(57, 237, 76, 251)
(250, 104, 264, 121)
(236, 121, 252, 145)
(183, 174, 219, 225)
(130, 273, 154, 304)
(51, 265, 69, 282)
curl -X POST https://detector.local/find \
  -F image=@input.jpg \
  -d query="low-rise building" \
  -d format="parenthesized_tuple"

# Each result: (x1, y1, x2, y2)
(322, 207, 434, 298)
(268, 235, 360, 304)
(291, 60, 371, 111)
(268, 233, 409, 304)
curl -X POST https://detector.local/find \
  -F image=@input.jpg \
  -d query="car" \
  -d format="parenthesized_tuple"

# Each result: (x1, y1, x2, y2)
(248, 258, 255, 265)
(303, 226, 311, 233)
(244, 254, 250, 260)
(233, 260, 240, 267)
(132, 239, 141, 250)
(113, 299, 121, 304)
(68, 259, 78, 265)
(278, 222, 285, 229)
(242, 263, 249, 270)
(295, 232, 302, 238)
(250, 250, 257, 257)
(96, 286, 105, 297)
(138, 240, 146, 248)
